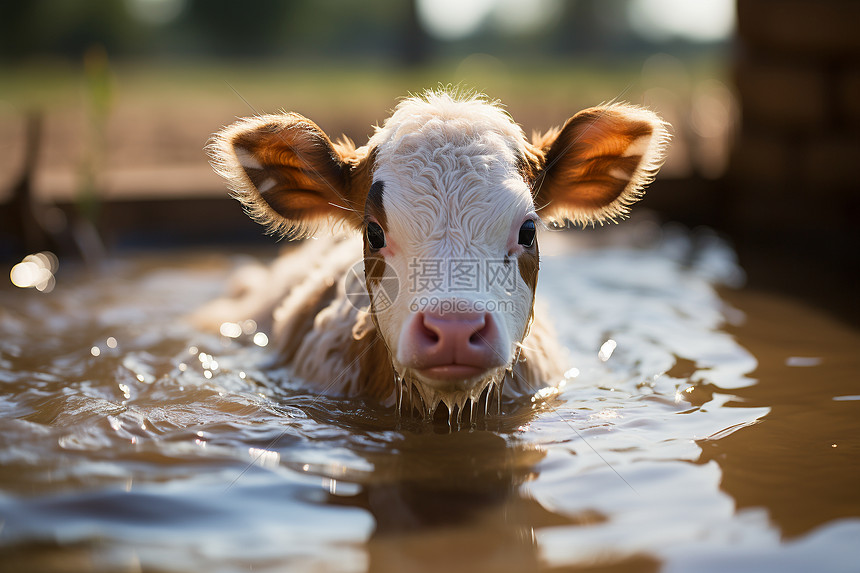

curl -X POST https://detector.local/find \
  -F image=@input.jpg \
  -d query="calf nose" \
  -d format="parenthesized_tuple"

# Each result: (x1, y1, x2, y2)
(403, 310, 504, 376)
(422, 310, 486, 348)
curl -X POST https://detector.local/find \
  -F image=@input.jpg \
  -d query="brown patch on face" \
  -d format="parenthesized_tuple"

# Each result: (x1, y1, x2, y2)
(345, 317, 395, 401)
(363, 241, 389, 316)
(362, 177, 389, 316)
(516, 236, 540, 343)
(359, 217, 394, 392)
(363, 243, 387, 283)
(365, 180, 387, 230)
(517, 239, 540, 295)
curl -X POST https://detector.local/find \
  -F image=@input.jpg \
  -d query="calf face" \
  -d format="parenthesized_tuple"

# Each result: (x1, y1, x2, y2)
(209, 90, 669, 412)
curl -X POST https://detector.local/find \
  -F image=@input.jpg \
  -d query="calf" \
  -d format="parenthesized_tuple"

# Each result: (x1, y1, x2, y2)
(205, 89, 669, 420)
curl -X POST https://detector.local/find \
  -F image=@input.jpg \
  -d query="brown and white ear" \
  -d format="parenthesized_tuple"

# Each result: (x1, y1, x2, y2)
(207, 113, 369, 238)
(530, 104, 670, 226)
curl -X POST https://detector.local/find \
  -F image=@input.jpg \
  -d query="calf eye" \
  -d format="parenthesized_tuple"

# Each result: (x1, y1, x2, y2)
(518, 220, 536, 247)
(366, 221, 386, 250)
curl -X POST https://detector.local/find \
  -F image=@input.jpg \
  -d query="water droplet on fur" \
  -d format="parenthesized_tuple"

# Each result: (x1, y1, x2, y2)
(394, 373, 402, 416)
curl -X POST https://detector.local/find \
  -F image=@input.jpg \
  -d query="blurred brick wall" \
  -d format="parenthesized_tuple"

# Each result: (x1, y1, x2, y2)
(731, 0, 860, 252)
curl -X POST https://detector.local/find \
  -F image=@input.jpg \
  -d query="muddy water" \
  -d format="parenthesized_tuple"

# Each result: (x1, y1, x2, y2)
(1, 224, 858, 573)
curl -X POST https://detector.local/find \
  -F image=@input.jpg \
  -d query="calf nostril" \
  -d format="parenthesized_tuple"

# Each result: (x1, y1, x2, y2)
(418, 312, 440, 343)
(468, 316, 490, 345)
(469, 329, 482, 345)
(422, 323, 439, 343)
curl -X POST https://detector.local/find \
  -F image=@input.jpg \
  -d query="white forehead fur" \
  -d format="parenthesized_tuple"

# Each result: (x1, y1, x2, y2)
(365, 90, 537, 377)
(367, 90, 535, 257)
(368, 90, 530, 160)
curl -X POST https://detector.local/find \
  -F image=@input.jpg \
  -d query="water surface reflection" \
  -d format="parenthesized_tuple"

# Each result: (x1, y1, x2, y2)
(1, 226, 858, 572)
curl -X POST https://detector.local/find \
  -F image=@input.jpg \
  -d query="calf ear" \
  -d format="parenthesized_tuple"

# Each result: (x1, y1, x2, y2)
(208, 113, 369, 238)
(530, 104, 670, 226)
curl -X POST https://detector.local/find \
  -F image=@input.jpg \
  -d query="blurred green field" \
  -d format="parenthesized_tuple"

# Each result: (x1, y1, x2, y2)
(0, 53, 731, 228)
(1, 55, 727, 131)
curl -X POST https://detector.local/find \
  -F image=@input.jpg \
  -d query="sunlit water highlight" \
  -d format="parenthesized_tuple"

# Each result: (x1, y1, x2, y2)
(1, 224, 858, 572)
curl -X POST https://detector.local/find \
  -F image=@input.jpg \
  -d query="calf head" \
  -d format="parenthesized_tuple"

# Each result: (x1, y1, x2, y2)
(209, 90, 669, 414)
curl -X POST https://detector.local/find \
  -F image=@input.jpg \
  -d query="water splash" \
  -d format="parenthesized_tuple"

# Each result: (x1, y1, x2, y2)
(394, 371, 403, 418)
(392, 367, 509, 428)
(3, 229, 842, 573)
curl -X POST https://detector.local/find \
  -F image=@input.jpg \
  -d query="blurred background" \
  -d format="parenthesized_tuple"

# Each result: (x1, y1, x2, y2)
(1, 0, 858, 320)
